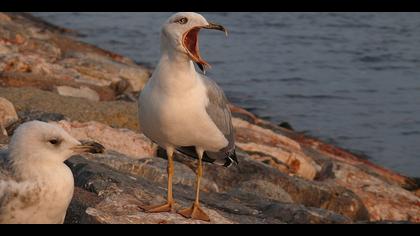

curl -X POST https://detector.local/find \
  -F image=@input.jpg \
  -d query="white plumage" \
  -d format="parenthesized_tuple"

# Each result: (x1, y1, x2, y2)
(0, 121, 97, 224)
(138, 12, 236, 221)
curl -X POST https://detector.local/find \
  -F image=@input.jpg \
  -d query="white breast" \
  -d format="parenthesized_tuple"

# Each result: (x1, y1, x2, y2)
(0, 164, 74, 224)
(139, 74, 228, 152)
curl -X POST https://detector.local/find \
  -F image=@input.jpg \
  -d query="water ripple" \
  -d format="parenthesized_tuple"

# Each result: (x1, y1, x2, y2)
(284, 94, 356, 101)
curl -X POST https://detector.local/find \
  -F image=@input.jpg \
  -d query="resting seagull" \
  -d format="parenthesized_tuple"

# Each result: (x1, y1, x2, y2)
(0, 121, 102, 224)
(138, 12, 237, 221)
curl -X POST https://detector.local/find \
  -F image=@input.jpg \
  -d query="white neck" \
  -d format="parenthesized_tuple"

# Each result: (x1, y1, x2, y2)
(11, 153, 69, 182)
(152, 49, 199, 94)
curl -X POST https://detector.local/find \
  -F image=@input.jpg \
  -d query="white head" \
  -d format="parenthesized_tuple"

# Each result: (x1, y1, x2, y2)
(9, 121, 97, 169)
(161, 12, 227, 72)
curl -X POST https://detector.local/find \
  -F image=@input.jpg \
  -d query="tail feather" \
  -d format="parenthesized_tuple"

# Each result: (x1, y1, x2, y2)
(222, 149, 238, 167)
(176, 146, 238, 168)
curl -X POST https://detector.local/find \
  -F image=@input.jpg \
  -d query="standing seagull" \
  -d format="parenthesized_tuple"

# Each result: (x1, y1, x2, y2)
(138, 12, 237, 221)
(0, 121, 102, 224)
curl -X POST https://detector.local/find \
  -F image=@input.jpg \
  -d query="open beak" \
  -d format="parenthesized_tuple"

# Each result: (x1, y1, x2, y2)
(203, 22, 228, 35)
(71, 140, 105, 154)
(182, 22, 228, 73)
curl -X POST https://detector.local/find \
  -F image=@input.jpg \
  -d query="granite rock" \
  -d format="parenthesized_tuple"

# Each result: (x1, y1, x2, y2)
(0, 97, 18, 137)
(1, 12, 419, 224)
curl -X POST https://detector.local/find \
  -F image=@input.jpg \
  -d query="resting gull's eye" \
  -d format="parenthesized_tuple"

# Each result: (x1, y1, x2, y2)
(49, 138, 61, 146)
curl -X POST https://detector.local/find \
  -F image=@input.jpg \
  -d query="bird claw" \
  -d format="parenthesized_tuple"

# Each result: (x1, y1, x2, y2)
(140, 202, 174, 213)
(178, 204, 210, 222)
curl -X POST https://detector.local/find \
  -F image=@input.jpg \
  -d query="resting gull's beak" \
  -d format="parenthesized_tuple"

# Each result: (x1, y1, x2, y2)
(71, 140, 105, 154)
(182, 22, 228, 73)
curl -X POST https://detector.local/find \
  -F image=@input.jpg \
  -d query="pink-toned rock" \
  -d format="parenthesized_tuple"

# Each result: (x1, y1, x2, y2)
(232, 118, 420, 222)
(234, 118, 301, 151)
(0, 97, 18, 136)
(56, 120, 154, 159)
(236, 142, 318, 180)
(14, 34, 25, 44)
(329, 162, 420, 222)
(0, 53, 63, 74)
(0, 44, 16, 56)
(1, 12, 418, 224)
(0, 72, 117, 101)
(290, 133, 416, 189)
(415, 189, 420, 198)
(83, 193, 233, 224)
(56, 85, 100, 101)
(233, 118, 319, 180)
(59, 52, 150, 92)
(0, 13, 11, 22)
(67, 153, 360, 224)
(0, 11, 151, 100)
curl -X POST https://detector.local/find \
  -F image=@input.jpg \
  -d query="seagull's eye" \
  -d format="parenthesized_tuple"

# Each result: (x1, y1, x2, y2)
(49, 139, 61, 146)
(177, 17, 188, 24)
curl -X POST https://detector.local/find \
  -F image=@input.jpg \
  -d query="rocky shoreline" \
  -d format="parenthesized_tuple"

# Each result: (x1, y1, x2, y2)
(0, 12, 419, 224)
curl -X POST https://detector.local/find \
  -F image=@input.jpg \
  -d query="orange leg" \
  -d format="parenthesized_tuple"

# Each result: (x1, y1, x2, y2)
(178, 149, 210, 222)
(141, 148, 174, 213)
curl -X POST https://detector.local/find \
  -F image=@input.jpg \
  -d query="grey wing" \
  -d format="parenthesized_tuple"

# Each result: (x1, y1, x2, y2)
(201, 75, 234, 146)
(200, 75, 237, 166)
(176, 75, 238, 167)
